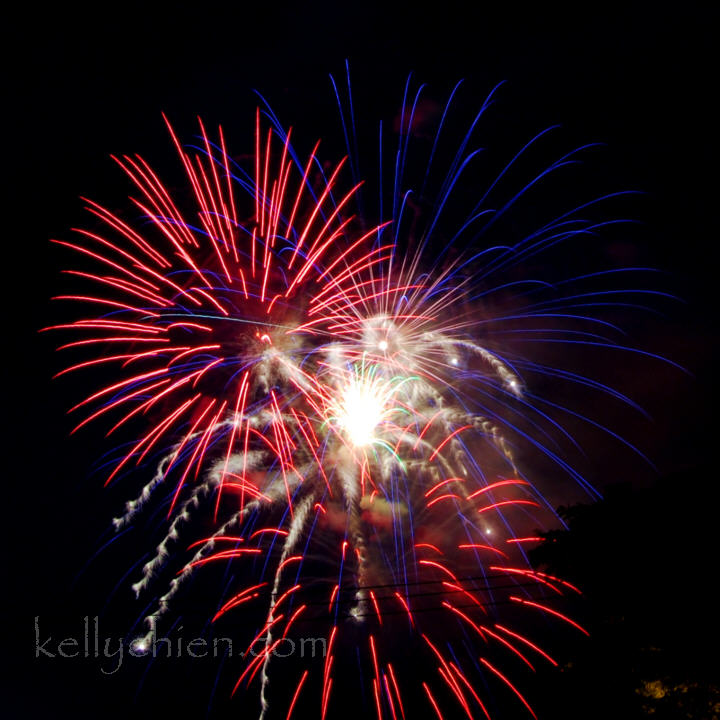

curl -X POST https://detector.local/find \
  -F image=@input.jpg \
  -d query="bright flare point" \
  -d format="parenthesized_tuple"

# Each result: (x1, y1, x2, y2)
(337, 380, 385, 447)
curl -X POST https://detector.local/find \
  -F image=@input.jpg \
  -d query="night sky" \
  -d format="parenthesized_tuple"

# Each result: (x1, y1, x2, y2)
(4, 4, 715, 718)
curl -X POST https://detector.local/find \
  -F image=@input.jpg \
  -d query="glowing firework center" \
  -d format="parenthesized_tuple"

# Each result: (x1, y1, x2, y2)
(337, 376, 386, 447)
(328, 359, 409, 452)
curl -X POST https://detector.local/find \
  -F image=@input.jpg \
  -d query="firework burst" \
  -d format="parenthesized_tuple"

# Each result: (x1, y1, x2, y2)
(49, 74, 669, 719)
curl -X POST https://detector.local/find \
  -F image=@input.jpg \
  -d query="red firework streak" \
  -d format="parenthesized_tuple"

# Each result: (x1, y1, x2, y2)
(50, 110, 589, 720)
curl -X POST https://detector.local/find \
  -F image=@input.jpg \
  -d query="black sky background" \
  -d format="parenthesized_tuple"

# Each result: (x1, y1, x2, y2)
(3, 3, 716, 718)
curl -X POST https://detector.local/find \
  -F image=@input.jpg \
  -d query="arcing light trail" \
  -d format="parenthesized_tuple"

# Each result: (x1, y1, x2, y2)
(49, 75, 669, 719)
